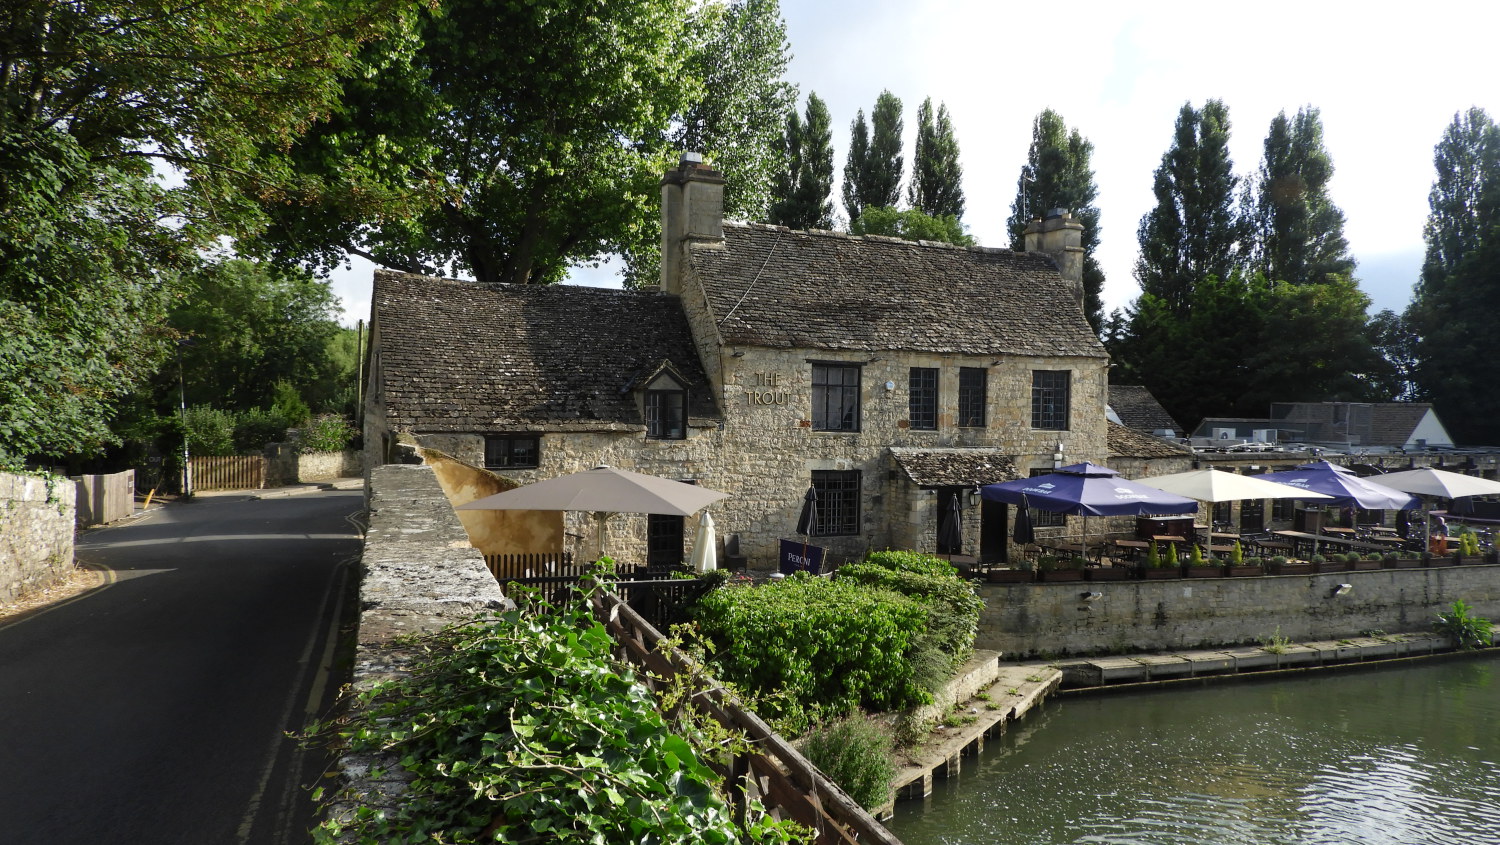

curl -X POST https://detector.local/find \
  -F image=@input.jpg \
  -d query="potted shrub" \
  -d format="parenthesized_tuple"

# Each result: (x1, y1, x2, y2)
(1453, 530, 1486, 565)
(986, 557, 1036, 583)
(1184, 543, 1220, 578)
(1139, 539, 1177, 580)
(1225, 540, 1261, 576)
(1038, 554, 1084, 582)
(1269, 554, 1314, 576)
(1381, 550, 1418, 569)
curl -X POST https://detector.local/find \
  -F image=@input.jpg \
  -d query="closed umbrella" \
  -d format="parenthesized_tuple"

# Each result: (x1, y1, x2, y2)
(689, 512, 718, 574)
(794, 486, 818, 568)
(1012, 493, 1036, 546)
(937, 492, 963, 555)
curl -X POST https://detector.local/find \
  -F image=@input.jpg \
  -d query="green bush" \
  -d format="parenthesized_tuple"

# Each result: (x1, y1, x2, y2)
(800, 714, 895, 811)
(233, 406, 296, 452)
(693, 575, 931, 725)
(862, 549, 957, 578)
(296, 413, 357, 453)
(1145, 540, 1161, 569)
(183, 406, 236, 456)
(836, 558, 983, 678)
(312, 603, 804, 844)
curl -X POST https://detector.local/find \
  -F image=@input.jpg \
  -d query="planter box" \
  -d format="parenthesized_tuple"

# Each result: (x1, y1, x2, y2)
(1086, 567, 1133, 581)
(1453, 555, 1487, 566)
(1383, 558, 1421, 569)
(1182, 565, 1222, 578)
(986, 569, 1036, 584)
(1224, 565, 1263, 577)
(1270, 562, 1315, 575)
(1139, 567, 1179, 580)
(1038, 569, 1085, 582)
(1316, 560, 1352, 572)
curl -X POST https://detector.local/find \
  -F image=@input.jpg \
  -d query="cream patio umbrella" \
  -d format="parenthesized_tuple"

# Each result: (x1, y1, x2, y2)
(1373, 467, 1500, 550)
(1137, 468, 1332, 554)
(457, 465, 730, 563)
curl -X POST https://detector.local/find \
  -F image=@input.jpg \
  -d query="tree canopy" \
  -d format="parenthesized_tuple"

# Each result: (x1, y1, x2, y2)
(842, 90, 903, 225)
(0, 0, 401, 463)
(1135, 100, 1245, 317)
(850, 207, 972, 246)
(906, 98, 965, 220)
(768, 92, 836, 230)
(1405, 108, 1500, 444)
(1246, 107, 1355, 286)
(257, 0, 793, 289)
(1007, 109, 1105, 331)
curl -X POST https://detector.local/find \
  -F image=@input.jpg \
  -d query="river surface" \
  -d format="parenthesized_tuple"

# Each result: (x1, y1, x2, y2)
(888, 657, 1500, 845)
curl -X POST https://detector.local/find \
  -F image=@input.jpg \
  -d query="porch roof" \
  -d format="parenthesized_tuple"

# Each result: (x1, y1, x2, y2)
(890, 448, 1019, 488)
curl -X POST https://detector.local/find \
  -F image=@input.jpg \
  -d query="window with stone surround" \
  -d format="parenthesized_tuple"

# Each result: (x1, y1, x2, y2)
(1031, 370, 1071, 431)
(484, 434, 540, 469)
(958, 367, 987, 427)
(908, 367, 938, 430)
(811, 362, 861, 432)
(811, 469, 861, 536)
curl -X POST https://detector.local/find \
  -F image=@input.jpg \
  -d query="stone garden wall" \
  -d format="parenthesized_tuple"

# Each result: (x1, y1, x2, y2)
(0, 471, 75, 604)
(977, 565, 1500, 658)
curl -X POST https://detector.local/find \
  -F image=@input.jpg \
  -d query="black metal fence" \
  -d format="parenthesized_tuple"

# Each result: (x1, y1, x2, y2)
(482, 554, 709, 630)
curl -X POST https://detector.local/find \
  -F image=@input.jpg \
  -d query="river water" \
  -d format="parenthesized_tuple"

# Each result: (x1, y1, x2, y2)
(888, 657, 1500, 845)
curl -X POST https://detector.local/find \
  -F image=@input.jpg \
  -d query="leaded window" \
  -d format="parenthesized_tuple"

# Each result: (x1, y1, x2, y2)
(909, 367, 938, 430)
(484, 434, 540, 469)
(1031, 370, 1071, 431)
(958, 367, 987, 427)
(812, 363, 861, 432)
(811, 470, 861, 536)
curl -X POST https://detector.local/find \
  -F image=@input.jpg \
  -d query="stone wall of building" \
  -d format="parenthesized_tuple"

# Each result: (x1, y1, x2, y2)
(0, 471, 75, 604)
(975, 565, 1500, 658)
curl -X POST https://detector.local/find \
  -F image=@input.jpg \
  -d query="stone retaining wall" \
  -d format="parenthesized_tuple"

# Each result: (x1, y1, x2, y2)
(977, 565, 1500, 657)
(325, 463, 511, 832)
(1, 471, 75, 604)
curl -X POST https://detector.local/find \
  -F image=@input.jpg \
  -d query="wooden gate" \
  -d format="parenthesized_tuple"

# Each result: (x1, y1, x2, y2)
(190, 456, 266, 491)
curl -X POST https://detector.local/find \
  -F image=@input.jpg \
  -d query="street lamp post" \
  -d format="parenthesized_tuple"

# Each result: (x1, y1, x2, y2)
(177, 343, 191, 498)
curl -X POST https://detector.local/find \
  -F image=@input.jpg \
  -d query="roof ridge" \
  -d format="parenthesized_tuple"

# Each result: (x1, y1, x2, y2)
(726, 220, 1023, 257)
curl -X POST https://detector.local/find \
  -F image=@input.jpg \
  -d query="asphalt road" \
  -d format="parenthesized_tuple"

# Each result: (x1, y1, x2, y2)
(0, 490, 365, 845)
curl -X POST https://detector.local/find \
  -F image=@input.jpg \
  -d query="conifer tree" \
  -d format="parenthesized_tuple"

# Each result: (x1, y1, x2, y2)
(769, 92, 835, 230)
(1134, 100, 1245, 317)
(1007, 109, 1105, 331)
(907, 97, 965, 220)
(842, 90, 903, 224)
(1406, 108, 1500, 443)
(1247, 107, 1355, 286)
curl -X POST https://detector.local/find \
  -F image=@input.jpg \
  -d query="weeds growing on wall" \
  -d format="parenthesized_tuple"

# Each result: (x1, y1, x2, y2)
(307, 596, 806, 844)
(800, 713, 896, 811)
(1435, 599, 1494, 650)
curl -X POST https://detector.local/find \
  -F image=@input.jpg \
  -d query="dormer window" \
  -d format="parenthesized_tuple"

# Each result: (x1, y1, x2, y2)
(645, 373, 687, 440)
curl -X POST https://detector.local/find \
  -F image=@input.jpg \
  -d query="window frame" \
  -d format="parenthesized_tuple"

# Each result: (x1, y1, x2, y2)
(484, 434, 540, 470)
(1031, 370, 1071, 431)
(645, 387, 687, 440)
(957, 367, 988, 428)
(908, 367, 939, 430)
(811, 362, 862, 432)
(811, 469, 861, 536)
(1028, 468, 1068, 527)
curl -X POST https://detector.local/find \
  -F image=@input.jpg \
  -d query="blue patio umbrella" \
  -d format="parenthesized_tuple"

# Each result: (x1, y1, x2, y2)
(1260, 461, 1421, 511)
(981, 462, 1198, 556)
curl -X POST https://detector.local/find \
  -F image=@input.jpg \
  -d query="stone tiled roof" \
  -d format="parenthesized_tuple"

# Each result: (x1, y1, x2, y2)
(373, 270, 720, 432)
(1107, 422, 1192, 459)
(685, 223, 1107, 358)
(890, 448, 1020, 487)
(1107, 385, 1180, 434)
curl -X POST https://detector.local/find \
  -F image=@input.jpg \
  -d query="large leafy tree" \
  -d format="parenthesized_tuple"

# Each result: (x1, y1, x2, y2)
(768, 92, 835, 230)
(906, 98, 964, 220)
(260, 0, 794, 289)
(1406, 108, 1500, 443)
(850, 207, 972, 246)
(0, 0, 401, 462)
(842, 90, 903, 225)
(1247, 107, 1355, 286)
(1135, 100, 1245, 317)
(1007, 109, 1105, 331)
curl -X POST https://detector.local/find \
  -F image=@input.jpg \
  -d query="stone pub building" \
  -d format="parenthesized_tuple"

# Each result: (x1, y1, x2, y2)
(364, 155, 1111, 569)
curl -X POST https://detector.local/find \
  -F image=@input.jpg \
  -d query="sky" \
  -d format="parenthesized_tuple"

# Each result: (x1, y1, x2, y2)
(326, 0, 1500, 327)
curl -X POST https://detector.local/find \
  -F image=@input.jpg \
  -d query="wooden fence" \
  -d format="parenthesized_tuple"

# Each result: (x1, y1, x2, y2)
(589, 590, 903, 845)
(482, 555, 706, 630)
(189, 455, 266, 491)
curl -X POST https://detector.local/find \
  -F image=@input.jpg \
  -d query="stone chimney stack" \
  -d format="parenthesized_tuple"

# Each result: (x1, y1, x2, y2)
(1023, 209, 1085, 305)
(660, 152, 725, 294)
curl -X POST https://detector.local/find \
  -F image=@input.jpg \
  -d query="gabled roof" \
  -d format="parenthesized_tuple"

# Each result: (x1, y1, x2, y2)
(684, 223, 1106, 358)
(1107, 422, 1193, 459)
(1107, 385, 1180, 434)
(373, 270, 720, 432)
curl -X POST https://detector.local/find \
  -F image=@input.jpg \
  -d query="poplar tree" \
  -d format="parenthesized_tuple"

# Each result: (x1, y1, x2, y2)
(1247, 107, 1355, 286)
(1007, 109, 1105, 331)
(768, 92, 835, 230)
(1134, 100, 1245, 317)
(907, 98, 965, 220)
(842, 90, 903, 224)
(1406, 108, 1500, 443)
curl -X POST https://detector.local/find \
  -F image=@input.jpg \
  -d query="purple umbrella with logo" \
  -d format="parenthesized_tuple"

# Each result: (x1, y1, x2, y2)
(981, 462, 1198, 556)
(1260, 461, 1420, 511)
